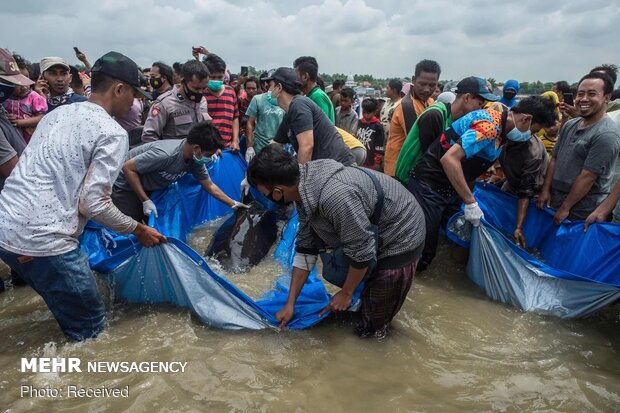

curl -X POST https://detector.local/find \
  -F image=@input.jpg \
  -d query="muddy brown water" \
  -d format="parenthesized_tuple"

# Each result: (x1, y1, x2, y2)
(0, 218, 618, 412)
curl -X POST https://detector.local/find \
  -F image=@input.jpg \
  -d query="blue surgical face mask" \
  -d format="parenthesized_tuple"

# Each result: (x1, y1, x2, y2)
(193, 150, 217, 167)
(507, 112, 532, 142)
(266, 86, 280, 106)
(0, 82, 16, 104)
(208, 80, 224, 91)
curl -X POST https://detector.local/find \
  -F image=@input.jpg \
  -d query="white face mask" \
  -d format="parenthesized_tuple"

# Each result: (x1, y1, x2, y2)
(507, 112, 532, 142)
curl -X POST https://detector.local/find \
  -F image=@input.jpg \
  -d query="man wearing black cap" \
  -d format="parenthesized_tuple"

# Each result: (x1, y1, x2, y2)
(395, 76, 497, 185)
(266, 67, 354, 165)
(0, 51, 166, 341)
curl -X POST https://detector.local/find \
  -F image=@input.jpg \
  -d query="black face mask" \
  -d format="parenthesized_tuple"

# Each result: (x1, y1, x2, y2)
(183, 82, 204, 102)
(503, 90, 517, 101)
(267, 188, 291, 206)
(150, 76, 163, 89)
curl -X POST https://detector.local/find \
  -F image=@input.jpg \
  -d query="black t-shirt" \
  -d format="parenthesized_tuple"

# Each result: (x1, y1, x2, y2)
(355, 119, 385, 168)
(414, 128, 495, 191)
(274, 95, 354, 166)
(418, 103, 450, 154)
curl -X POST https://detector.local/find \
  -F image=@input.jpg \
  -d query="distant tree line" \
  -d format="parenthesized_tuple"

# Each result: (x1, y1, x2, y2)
(242, 66, 574, 95)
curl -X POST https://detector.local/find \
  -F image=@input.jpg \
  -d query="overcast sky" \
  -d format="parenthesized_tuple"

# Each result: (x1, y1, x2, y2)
(3, 0, 619, 84)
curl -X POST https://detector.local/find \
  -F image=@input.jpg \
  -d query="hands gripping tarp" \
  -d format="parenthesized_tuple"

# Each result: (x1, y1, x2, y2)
(80, 151, 335, 329)
(447, 182, 620, 318)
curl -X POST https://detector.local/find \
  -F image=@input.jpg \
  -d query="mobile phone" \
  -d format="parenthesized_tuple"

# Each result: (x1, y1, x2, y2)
(240, 66, 248, 76)
(563, 92, 574, 106)
(73, 47, 82, 55)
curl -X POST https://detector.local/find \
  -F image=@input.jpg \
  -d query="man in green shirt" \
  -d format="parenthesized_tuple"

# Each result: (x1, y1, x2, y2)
(294, 56, 335, 124)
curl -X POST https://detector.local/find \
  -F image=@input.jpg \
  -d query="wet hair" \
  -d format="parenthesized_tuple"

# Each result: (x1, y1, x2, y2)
(388, 78, 403, 93)
(247, 144, 300, 188)
(414, 59, 441, 79)
(511, 95, 557, 128)
(553, 81, 571, 95)
(181, 59, 210, 82)
(91, 72, 119, 93)
(332, 79, 345, 90)
(244, 76, 259, 88)
(187, 121, 226, 151)
(293, 56, 319, 81)
(590, 64, 618, 85)
(362, 98, 378, 113)
(152, 61, 173, 85)
(172, 62, 182, 75)
(340, 87, 356, 100)
(579, 72, 614, 95)
(203, 53, 227, 75)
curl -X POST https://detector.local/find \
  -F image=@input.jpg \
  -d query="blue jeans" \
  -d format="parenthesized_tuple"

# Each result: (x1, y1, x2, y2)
(0, 247, 105, 341)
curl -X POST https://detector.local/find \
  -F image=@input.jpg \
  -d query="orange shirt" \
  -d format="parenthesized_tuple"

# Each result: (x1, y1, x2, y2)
(384, 95, 433, 176)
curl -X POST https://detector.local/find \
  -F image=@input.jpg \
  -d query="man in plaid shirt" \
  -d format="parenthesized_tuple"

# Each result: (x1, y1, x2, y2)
(247, 145, 426, 338)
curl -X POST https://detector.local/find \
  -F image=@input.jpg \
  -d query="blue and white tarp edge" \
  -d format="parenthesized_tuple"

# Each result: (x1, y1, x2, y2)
(467, 220, 620, 318)
(447, 182, 620, 318)
(80, 151, 356, 330)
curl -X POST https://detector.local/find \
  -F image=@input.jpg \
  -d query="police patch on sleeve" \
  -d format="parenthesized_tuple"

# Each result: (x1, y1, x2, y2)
(151, 106, 161, 117)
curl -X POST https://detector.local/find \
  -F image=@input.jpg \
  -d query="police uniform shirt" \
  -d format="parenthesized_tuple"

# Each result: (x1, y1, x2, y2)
(141, 85, 210, 142)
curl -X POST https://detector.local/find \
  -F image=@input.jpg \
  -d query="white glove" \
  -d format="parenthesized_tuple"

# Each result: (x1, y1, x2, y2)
(142, 199, 158, 218)
(232, 201, 250, 211)
(464, 202, 484, 227)
(240, 177, 251, 196)
(245, 147, 256, 163)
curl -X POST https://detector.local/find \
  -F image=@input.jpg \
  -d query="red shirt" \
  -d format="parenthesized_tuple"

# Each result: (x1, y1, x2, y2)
(204, 85, 239, 144)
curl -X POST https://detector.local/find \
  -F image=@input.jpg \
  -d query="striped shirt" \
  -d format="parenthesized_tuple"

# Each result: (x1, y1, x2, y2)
(295, 160, 426, 266)
(204, 85, 239, 144)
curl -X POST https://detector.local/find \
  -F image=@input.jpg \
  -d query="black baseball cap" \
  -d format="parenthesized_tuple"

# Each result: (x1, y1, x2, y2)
(91, 51, 151, 99)
(263, 67, 302, 92)
(454, 76, 498, 101)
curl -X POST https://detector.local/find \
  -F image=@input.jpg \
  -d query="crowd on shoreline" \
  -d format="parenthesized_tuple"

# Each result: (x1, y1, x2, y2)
(0, 46, 618, 341)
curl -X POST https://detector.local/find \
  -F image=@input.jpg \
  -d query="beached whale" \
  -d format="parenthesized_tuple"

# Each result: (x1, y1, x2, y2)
(206, 201, 278, 272)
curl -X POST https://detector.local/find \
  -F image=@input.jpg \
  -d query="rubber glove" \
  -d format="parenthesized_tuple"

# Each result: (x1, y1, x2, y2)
(142, 199, 158, 218)
(232, 201, 250, 211)
(464, 202, 484, 227)
(240, 177, 251, 196)
(245, 147, 256, 163)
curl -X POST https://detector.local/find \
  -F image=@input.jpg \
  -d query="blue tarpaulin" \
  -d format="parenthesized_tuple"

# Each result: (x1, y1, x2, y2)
(447, 182, 620, 318)
(80, 151, 334, 329)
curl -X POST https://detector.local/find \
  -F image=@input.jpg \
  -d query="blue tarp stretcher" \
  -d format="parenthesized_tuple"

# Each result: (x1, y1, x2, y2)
(447, 182, 620, 318)
(80, 151, 334, 330)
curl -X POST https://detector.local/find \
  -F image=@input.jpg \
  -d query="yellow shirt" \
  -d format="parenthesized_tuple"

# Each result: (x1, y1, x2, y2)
(336, 127, 365, 151)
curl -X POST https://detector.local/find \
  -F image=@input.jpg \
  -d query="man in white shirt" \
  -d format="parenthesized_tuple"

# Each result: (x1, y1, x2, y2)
(0, 51, 166, 341)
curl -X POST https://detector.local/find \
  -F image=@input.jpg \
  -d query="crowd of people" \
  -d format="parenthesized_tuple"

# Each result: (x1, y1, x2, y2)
(0, 45, 618, 341)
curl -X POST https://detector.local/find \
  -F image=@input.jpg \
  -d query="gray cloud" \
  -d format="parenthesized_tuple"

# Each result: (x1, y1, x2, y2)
(2, 0, 619, 84)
